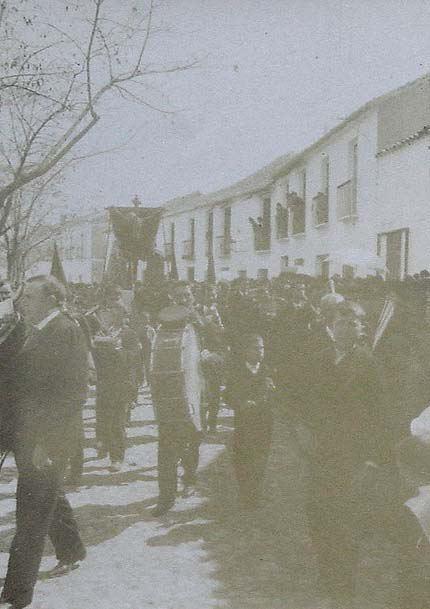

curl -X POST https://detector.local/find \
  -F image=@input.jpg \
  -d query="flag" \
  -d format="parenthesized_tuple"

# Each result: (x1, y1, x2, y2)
(169, 247, 179, 281)
(108, 207, 162, 261)
(207, 251, 216, 284)
(50, 242, 67, 285)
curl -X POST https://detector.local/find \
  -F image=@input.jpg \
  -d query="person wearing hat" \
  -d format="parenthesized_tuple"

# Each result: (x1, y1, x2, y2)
(149, 284, 203, 517)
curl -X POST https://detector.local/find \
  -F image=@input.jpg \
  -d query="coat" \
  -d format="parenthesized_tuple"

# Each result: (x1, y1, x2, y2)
(0, 320, 26, 452)
(225, 358, 274, 449)
(308, 344, 388, 467)
(15, 312, 89, 463)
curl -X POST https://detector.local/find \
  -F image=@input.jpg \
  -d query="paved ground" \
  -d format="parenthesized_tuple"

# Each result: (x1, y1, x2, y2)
(0, 386, 419, 609)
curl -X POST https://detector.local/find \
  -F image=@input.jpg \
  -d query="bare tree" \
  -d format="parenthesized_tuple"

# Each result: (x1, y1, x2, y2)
(0, 0, 196, 230)
(0, 175, 67, 283)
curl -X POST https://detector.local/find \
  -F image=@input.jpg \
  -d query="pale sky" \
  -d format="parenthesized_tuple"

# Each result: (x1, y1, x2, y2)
(64, 0, 430, 212)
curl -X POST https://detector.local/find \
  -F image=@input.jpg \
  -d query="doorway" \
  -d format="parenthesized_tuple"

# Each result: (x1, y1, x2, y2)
(377, 228, 409, 280)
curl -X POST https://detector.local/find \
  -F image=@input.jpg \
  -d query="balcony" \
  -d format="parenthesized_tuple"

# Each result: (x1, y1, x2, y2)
(287, 192, 305, 235)
(216, 235, 232, 258)
(249, 217, 271, 252)
(254, 230, 271, 251)
(290, 206, 305, 235)
(336, 179, 357, 221)
(312, 192, 329, 226)
(182, 239, 194, 260)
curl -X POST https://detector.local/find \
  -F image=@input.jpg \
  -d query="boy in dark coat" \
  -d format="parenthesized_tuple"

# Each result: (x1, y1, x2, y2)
(225, 333, 275, 510)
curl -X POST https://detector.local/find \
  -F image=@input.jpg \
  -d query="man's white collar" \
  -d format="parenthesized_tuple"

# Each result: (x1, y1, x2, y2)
(35, 309, 61, 331)
(246, 361, 261, 374)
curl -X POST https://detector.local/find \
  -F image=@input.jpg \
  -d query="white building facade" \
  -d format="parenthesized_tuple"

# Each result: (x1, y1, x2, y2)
(29, 210, 109, 283)
(156, 75, 430, 282)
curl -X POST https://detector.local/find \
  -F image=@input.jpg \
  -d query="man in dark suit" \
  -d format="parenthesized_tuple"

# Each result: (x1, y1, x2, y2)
(304, 301, 386, 608)
(1, 275, 88, 609)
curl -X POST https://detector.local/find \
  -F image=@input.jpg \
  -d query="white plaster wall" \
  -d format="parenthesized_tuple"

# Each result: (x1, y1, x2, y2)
(155, 109, 428, 281)
(376, 135, 430, 274)
(268, 110, 378, 277)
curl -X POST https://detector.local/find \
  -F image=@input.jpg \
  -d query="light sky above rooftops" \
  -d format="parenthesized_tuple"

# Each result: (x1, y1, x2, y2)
(63, 0, 430, 212)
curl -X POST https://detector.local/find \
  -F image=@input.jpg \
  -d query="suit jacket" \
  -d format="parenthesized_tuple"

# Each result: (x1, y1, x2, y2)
(225, 358, 273, 412)
(225, 357, 274, 451)
(0, 320, 26, 451)
(16, 312, 89, 461)
(308, 344, 388, 466)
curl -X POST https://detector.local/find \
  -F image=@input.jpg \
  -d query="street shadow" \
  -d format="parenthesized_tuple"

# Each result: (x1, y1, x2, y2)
(82, 433, 157, 450)
(76, 469, 158, 488)
(145, 416, 318, 609)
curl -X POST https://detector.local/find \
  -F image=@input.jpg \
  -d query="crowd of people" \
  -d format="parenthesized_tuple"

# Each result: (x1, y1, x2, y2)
(1, 270, 430, 608)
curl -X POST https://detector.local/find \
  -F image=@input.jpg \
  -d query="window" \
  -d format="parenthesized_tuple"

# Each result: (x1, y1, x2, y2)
(349, 138, 358, 208)
(238, 270, 247, 279)
(257, 268, 268, 280)
(321, 154, 330, 195)
(291, 199, 306, 234)
(223, 206, 232, 256)
(342, 264, 355, 280)
(190, 218, 195, 256)
(313, 195, 329, 225)
(294, 258, 304, 267)
(281, 255, 289, 271)
(349, 139, 358, 183)
(289, 173, 306, 234)
(313, 155, 330, 225)
(300, 169, 307, 201)
(206, 211, 214, 256)
(316, 254, 330, 279)
(337, 140, 358, 221)
(336, 179, 356, 220)
(377, 228, 409, 280)
(261, 197, 271, 249)
(224, 206, 231, 238)
(249, 196, 271, 251)
(183, 219, 195, 259)
(187, 267, 195, 282)
(276, 203, 288, 238)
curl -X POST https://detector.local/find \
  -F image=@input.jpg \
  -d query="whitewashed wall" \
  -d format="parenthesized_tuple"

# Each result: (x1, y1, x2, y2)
(269, 109, 379, 278)
(375, 135, 430, 275)
(155, 108, 429, 281)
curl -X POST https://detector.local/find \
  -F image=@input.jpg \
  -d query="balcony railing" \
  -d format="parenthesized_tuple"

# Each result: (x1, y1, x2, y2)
(249, 217, 271, 251)
(216, 235, 232, 257)
(182, 239, 194, 260)
(287, 192, 306, 235)
(291, 205, 305, 235)
(312, 192, 329, 226)
(255, 231, 271, 251)
(336, 179, 357, 220)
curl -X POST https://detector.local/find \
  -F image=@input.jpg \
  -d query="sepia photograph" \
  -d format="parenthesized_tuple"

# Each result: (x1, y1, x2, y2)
(0, 1, 430, 608)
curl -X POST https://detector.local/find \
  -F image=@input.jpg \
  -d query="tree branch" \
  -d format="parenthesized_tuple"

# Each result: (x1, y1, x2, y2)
(86, 0, 103, 118)
(133, 0, 153, 76)
(113, 84, 174, 114)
